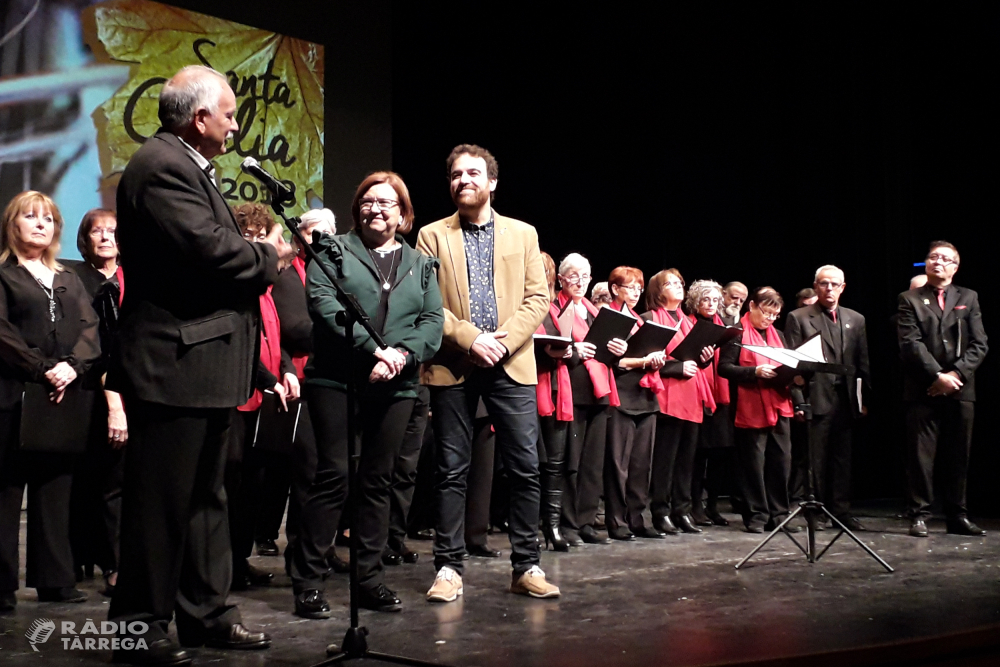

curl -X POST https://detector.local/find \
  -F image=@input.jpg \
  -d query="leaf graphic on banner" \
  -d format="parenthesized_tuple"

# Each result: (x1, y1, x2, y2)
(82, 0, 324, 215)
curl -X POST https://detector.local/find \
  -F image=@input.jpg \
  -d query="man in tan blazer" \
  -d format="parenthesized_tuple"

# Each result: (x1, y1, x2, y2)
(417, 144, 558, 601)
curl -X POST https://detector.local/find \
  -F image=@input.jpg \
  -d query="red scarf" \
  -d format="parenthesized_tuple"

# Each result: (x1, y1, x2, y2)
(689, 313, 731, 415)
(734, 312, 793, 429)
(240, 286, 282, 412)
(650, 307, 702, 423)
(535, 303, 574, 421)
(556, 292, 619, 407)
(115, 265, 125, 307)
(290, 256, 309, 379)
(616, 302, 664, 393)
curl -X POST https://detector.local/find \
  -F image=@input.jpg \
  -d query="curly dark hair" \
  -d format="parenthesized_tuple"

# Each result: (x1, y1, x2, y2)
(233, 202, 276, 239)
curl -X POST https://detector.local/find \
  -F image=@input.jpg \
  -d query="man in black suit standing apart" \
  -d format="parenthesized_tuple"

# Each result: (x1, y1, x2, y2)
(785, 265, 870, 531)
(898, 241, 988, 538)
(108, 66, 291, 665)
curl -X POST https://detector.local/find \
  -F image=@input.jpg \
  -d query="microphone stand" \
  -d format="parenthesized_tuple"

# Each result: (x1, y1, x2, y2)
(268, 198, 447, 667)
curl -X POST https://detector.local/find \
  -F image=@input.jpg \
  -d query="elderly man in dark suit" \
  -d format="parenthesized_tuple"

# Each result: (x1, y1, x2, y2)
(898, 241, 988, 538)
(785, 265, 870, 531)
(108, 65, 292, 666)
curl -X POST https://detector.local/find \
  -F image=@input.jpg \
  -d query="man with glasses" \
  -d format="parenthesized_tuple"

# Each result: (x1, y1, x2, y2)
(416, 144, 559, 601)
(898, 241, 988, 537)
(785, 265, 871, 531)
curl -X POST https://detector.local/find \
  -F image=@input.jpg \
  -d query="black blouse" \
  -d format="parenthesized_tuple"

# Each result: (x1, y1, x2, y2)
(611, 304, 659, 415)
(0, 258, 101, 410)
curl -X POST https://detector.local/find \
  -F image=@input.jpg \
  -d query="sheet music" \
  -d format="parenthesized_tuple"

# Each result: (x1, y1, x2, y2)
(742, 333, 827, 368)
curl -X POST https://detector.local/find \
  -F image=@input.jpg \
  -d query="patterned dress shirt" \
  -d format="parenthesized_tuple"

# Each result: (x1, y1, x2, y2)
(462, 214, 499, 333)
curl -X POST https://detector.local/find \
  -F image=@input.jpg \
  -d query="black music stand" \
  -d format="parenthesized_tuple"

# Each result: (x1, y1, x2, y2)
(268, 199, 448, 667)
(733, 341, 894, 573)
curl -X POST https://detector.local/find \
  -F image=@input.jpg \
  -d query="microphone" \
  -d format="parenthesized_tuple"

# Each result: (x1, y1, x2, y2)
(240, 157, 294, 204)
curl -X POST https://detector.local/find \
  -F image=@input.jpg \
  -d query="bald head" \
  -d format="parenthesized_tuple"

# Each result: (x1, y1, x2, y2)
(159, 65, 237, 160)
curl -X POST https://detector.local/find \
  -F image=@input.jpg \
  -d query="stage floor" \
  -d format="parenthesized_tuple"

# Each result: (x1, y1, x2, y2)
(2, 502, 999, 666)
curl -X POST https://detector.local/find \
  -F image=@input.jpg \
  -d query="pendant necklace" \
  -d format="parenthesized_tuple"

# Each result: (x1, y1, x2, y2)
(34, 276, 56, 322)
(368, 246, 398, 291)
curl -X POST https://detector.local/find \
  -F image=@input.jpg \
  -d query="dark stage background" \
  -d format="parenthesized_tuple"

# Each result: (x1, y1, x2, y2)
(165, 2, 998, 514)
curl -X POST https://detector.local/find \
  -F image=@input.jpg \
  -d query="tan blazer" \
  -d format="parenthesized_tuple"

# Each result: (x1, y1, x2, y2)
(416, 212, 548, 386)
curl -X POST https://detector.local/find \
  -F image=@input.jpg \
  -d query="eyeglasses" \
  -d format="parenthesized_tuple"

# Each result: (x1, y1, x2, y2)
(89, 227, 116, 238)
(663, 279, 684, 289)
(758, 309, 780, 320)
(816, 280, 843, 289)
(926, 253, 958, 266)
(359, 198, 399, 213)
(615, 284, 642, 293)
(561, 273, 591, 285)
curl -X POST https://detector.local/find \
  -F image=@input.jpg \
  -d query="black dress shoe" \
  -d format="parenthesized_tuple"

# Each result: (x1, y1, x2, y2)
(608, 527, 635, 541)
(231, 563, 273, 591)
(562, 528, 584, 547)
(103, 571, 117, 597)
(325, 547, 351, 573)
(746, 523, 765, 534)
(396, 543, 419, 564)
(37, 587, 87, 603)
(674, 514, 704, 534)
(113, 638, 191, 665)
(706, 511, 730, 527)
(255, 538, 280, 557)
(691, 512, 714, 527)
(631, 526, 666, 539)
(408, 528, 434, 540)
(295, 589, 332, 619)
(910, 519, 929, 537)
(381, 549, 403, 566)
(947, 517, 986, 536)
(764, 520, 801, 534)
(0, 591, 15, 614)
(204, 624, 271, 650)
(358, 584, 402, 612)
(653, 515, 679, 535)
(579, 525, 612, 544)
(838, 515, 866, 532)
(467, 544, 501, 558)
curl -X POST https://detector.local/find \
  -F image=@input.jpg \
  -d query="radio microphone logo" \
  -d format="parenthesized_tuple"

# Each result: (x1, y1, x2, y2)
(25, 618, 56, 652)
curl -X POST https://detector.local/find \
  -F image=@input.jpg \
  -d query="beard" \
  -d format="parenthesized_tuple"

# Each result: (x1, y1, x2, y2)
(452, 184, 491, 211)
(723, 303, 741, 319)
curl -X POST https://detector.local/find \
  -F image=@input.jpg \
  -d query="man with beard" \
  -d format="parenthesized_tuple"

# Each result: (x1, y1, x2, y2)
(416, 144, 558, 601)
(898, 241, 988, 537)
(721, 282, 748, 326)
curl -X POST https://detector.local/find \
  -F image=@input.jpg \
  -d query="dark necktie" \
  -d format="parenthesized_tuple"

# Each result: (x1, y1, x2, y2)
(936, 288, 946, 311)
(829, 309, 837, 324)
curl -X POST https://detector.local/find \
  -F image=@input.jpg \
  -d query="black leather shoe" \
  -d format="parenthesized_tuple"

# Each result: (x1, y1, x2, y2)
(0, 591, 15, 614)
(390, 541, 419, 563)
(910, 519, 929, 537)
(674, 514, 703, 534)
(608, 527, 635, 541)
(764, 520, 801, 534)
(255, 538, 280, 557)
(231, 564, 273, 591)
(632, 526, 666, 539)
(325, 547, 350, 573)
(204, 624, 271, 650)
(838, 516, 866, 532)
(652, 515, 679, 535)
(113, 638, 191, 665)
(562, 528, 584, 547)
(295, 589, 332, 619)
(706, 511, 730, 527)
(358, 584, 402, 612)
(408, 528, 434, 540)
(746, 523, 765, 534)
(37, 587, 87, 603)
(947, 517, 986, 536)
(467, 544, 501, 558)
(579, 525, 612, 544)
(691, 512, 714, 527)
(381, 550, 402, 566)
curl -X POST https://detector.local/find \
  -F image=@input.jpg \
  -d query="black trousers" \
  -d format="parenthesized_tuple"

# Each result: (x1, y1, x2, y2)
(0, 410, 77, 592)
(109, 399, 240, 644)
(736, 417, 792, 527)
(604, 409, 656, 531)
(285, 400, 316, 562)
(788, 419, 809, 505)
(809, 385, 854, 517)
(538, 415, 569, 521)
(562, 404, 608, 532)
(290, 384, 414, 593)
(905, 399, 975, 520)
(650, 415, 699, 519)
(387, 386, 430, 548)
(430, 368, 540, 576)
(465, 415, 496, 550)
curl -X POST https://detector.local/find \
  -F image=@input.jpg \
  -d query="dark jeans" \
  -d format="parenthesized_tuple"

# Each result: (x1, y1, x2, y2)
(736, 417, 792, 528)
(290, 384, 414, 593)
(650, 415, 699, 519)
(387, 386, 430, 549)
(286, 400, 316, 560)
(562, 404, 608, 532)
(430, 368, 540, 576)
(0, 410, 77, 592)
(109, 399, 240, 644)
(604, 409, 656, 531)
(905, 399, 975, 520)
(465, 415, 496, 549)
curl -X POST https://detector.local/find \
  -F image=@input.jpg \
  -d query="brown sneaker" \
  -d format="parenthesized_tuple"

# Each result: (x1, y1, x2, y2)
(426, 566, 463, 603)
(510, 565, 560, 599)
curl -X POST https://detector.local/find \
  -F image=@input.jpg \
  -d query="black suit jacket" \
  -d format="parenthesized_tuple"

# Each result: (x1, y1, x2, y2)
(784, 304, 870, 417)
(897, 283, 988, 403)
(108, 130, 279, 408)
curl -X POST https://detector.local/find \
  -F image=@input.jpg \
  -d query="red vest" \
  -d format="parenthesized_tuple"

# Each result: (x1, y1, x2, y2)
(239, 286, 281, 412)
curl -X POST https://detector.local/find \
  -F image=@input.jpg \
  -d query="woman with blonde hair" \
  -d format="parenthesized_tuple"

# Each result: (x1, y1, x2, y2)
(0, 191, 101, 612)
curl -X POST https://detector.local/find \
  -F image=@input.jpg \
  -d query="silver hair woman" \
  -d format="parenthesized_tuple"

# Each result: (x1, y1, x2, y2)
(685, 280, 724, 314)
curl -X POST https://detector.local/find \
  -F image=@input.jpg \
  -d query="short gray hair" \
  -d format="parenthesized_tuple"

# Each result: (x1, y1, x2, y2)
(685, 279, 724, 313)
(300, 208, 336, 235)
(158, 65, 229, 132)
(558, 252, 590, 276)
(814, 264, 844, 283)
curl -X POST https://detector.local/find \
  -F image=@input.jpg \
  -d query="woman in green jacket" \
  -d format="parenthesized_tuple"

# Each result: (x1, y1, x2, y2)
(289, 172, 443, 615)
